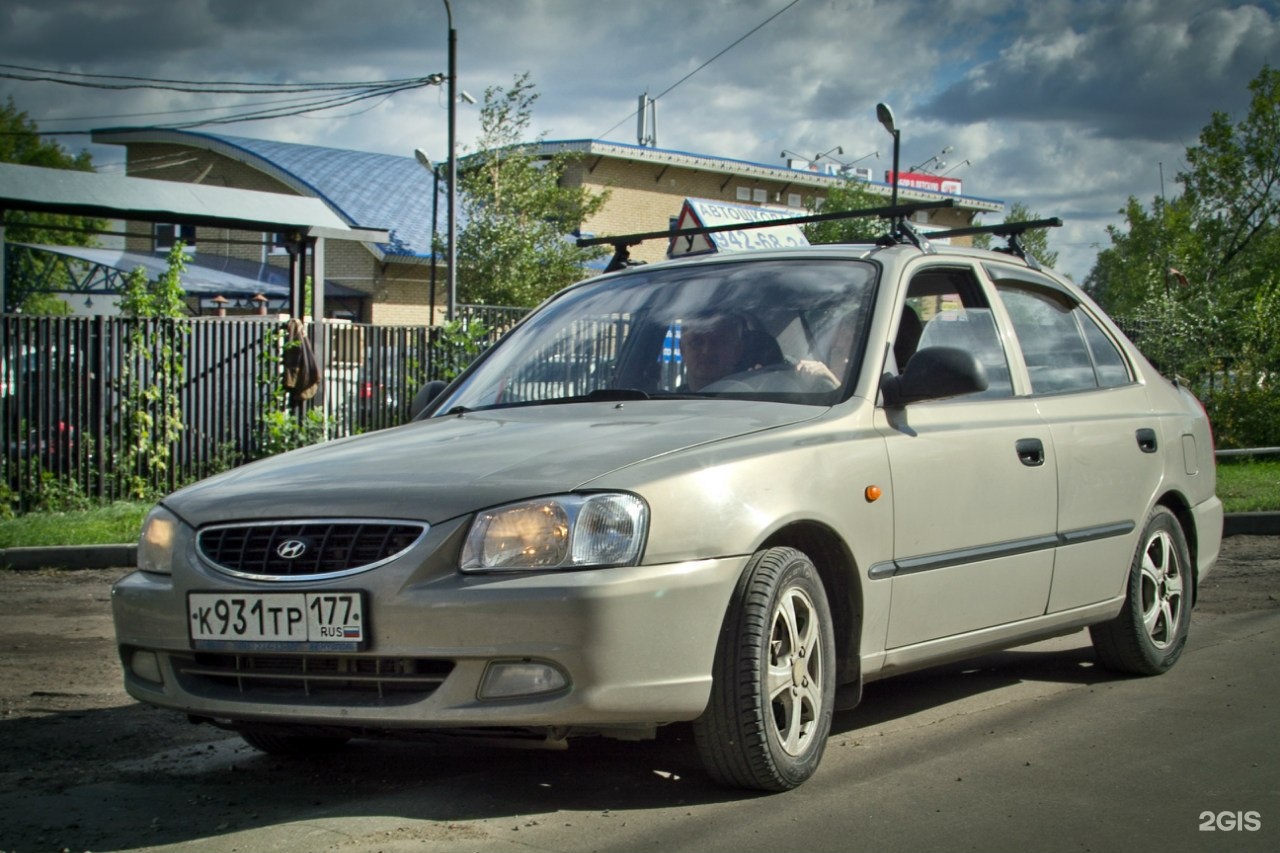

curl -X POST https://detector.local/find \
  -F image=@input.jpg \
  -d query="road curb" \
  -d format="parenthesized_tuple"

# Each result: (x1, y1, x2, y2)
(1, 543, 137, 571)
(3, 514, 1278, 571)
(1222, 512, 1280, 538)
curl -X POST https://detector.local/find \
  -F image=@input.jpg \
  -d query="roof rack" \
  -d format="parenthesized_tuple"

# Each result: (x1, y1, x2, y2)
(927, 217, 1063, 271)
(577, 199, 956, 272)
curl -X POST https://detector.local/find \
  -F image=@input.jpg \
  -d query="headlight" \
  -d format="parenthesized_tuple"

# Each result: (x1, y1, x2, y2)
(138, 505, 179, 575)
(461, 493, 648, 572)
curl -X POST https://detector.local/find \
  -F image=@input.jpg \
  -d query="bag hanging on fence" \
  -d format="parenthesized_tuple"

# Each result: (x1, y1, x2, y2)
(282, 318, 322, 405)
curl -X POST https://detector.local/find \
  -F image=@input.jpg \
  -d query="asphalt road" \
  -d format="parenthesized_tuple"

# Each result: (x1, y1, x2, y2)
(1, 537, 1277, 853)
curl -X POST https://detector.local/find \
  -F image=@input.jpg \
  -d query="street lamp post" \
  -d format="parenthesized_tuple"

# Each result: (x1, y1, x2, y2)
(444, 0, 458, 322)
(875, 102, 900, 209)
(414, 149, 442, 322)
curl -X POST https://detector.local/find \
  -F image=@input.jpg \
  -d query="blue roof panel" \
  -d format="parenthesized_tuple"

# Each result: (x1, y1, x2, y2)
(194, 132, 441, 258)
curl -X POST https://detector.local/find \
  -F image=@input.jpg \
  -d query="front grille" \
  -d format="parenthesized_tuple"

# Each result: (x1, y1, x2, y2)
(197, 520, 426, 579)
(172, 652, 453, 705)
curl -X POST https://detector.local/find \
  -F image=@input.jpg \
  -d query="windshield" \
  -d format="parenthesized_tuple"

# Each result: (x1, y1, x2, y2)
(434, 258, 878, 413)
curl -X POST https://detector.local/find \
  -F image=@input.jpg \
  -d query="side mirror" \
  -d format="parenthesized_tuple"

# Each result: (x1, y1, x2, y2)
(409, 379, 448, 420)
(881, 346, 988, 407)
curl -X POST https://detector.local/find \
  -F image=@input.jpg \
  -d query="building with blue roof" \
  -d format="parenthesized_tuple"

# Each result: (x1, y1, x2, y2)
(94, 128, 443, 324)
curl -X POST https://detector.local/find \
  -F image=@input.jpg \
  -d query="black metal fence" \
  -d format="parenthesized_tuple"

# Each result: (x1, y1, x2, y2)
(2, 309, 522, 511)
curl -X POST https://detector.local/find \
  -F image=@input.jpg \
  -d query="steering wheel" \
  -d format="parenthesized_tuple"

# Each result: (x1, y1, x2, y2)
(701, 362, 798, 393)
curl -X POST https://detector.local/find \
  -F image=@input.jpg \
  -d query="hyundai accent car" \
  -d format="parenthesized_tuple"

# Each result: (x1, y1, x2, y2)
(112, 207, 1222, 791)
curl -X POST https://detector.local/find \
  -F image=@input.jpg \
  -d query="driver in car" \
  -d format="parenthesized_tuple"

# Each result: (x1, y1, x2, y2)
(681, 314, 839, 393)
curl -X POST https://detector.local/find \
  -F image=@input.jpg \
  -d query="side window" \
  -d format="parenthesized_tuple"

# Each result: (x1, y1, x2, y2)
(1079, 313, 1132, 388)
(997, 286, 1131, 393)
(155, 223, 197, 253)
(900, 267, 1012, 399)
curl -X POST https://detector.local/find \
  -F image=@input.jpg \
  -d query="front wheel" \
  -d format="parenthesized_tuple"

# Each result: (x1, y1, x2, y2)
(1089, 506, 1193, 676)
(693, 547, 836, 791)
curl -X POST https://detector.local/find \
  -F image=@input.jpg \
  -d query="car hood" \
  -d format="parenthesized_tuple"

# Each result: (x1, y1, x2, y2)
(164, 400, 822, 526)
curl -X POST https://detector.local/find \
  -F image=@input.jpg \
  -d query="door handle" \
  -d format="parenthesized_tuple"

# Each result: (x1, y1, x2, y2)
(1136, 428, 1158, 454)
(1016, 438, 1045, 467)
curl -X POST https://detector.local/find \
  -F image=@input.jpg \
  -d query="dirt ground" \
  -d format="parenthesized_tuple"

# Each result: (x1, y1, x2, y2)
(0, 536, 1276, 851)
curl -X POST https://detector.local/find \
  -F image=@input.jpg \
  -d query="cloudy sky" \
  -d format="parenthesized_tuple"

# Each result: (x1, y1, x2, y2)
(3, 0, 1277, 281)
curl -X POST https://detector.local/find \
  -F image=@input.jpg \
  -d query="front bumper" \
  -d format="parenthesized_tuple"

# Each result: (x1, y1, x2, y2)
(111, 541, 746, 733)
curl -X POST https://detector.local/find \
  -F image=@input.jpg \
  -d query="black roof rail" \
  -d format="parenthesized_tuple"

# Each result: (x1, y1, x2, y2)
(928, 217, 1063, 271)
(577, 199, 956, 272)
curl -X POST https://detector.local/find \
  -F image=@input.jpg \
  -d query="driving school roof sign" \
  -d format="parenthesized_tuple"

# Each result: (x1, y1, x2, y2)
(667, 198, 809, 258)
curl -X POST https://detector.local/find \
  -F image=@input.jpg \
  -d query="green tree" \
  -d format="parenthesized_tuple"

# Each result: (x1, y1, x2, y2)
(972, 201, 1059, 270)
(1085, 195, 1206, 317)
(1084, 65, 1280, 447)
(1179, 65, 1280, 295)
(115, 244, 190, 497)
(1, 98, 104, 312)
(455, 74, 609, 306)
(801, 179, 890, 244)
(1089, 65, 1279, 317)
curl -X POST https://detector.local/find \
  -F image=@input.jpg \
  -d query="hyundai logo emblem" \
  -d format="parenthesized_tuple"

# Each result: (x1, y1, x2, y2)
(276, 539, 308, 560)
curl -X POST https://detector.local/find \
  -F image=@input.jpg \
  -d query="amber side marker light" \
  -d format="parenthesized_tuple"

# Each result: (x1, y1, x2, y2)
(865, 485, 883, 502)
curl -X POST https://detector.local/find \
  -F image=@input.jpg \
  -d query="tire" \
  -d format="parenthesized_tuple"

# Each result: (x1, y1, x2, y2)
(693, 547, 836, 791)
(1089, 506, 1193, 676)
(239, 729, 351, 756)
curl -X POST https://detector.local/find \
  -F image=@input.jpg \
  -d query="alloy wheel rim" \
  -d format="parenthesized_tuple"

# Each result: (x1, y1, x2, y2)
(765, 586, 823, 756)
(1140, 528, 1184, 649)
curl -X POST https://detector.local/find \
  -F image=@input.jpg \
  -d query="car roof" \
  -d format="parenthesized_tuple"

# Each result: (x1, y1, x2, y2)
(578, 201, 1065, 282)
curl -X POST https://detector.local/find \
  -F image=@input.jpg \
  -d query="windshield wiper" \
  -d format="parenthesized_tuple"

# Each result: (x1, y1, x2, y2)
(583, 388, 650, 402)
(536, 388, 652, 406)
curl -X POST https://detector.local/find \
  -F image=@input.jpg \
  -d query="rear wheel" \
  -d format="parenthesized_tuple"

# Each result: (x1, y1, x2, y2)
(239, 729, 351, 756)
(1090, 506, 1192, 675)
(693, 547, 836, 791)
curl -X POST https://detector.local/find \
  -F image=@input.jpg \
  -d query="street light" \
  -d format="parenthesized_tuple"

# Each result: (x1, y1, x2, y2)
(876, 102, 900, 208)
(414, 148, 443, 323)
(816, 149, 878, 172)
(781, 146, 846, 170)
(909, 145, 954, 174)
(780, 149, 812, 167)
(444, 0, 458, 322)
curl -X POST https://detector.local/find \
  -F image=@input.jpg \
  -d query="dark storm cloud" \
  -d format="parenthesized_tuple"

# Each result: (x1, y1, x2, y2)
(2, 0, 1268, 283)
(0, 0, 446, 77)
(923, 1, 1279, 141)
(0, 2, 213, 65)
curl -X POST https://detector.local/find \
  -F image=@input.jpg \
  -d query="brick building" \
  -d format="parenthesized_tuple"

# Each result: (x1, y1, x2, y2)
(546, 140, 1003, 264)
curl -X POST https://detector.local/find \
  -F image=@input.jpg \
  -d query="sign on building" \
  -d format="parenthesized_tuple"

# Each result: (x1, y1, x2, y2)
(884, 170, 964, 195)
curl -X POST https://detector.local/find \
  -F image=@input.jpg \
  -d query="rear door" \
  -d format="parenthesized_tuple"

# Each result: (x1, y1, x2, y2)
(989, 268, 1161, 611)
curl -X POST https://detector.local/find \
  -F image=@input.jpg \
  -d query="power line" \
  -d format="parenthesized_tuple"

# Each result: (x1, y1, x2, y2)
(596, 0, 803, 141)
(0, 63, 436, 92)
(34, 90, 371, 123)
(0, 67, 444, 135)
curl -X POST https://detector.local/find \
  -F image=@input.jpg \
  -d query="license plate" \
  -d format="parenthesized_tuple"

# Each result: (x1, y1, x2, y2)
(188, 591, 366, 651)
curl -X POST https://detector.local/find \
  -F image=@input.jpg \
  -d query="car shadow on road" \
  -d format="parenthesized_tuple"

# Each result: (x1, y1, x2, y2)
(832, 638, 1123, 734)
(0, 640, 1128, 851)
(0, 702, 742, 851)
